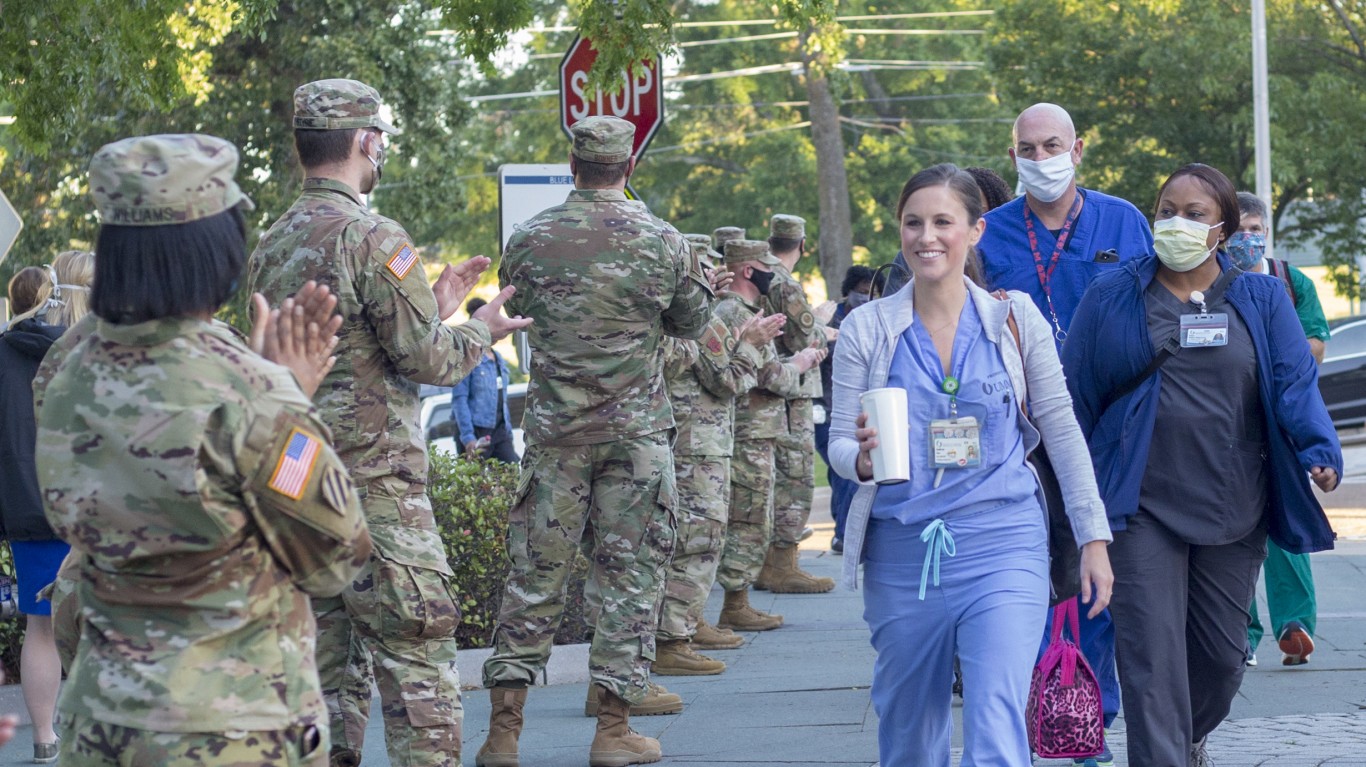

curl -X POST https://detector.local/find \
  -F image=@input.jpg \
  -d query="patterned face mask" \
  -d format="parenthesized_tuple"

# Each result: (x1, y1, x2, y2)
(1225, 231, 1265, 271)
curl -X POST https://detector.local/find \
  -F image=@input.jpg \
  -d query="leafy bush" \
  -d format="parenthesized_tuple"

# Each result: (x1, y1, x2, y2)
(428, 452, 592, 649)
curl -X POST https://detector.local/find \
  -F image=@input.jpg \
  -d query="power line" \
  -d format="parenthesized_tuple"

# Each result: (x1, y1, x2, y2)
(646, 122, 813, 156)
(427, 10, 997, 36)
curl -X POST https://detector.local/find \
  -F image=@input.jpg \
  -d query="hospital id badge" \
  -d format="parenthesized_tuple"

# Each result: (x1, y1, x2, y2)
(1180, 313, 1229, 348)
(929, 417, 982, 469)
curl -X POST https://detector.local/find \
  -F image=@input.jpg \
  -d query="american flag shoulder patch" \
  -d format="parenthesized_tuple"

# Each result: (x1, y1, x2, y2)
(385, 242, 420, 280)
(267, 428, 323, 500)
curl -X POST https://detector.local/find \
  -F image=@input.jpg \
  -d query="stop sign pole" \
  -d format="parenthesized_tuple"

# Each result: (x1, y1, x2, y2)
(560, 35, 664, 163)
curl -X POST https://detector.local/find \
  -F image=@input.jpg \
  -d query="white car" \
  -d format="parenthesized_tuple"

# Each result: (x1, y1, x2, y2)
(419, 383, 527, 458)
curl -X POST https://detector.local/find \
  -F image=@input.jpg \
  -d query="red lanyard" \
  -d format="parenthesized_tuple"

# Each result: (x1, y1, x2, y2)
(1023, 192, 1083, 340)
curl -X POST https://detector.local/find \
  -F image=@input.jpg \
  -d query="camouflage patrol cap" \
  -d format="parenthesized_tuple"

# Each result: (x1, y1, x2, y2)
(89, 134, 255, 227)
(724, 239, 780, 267)
(570, 116, 636, 163)
(684, 234, 721, 268)
(770, 214, 806, 240)
(293, 79, 401, 134)
(712, 226, 746, 251)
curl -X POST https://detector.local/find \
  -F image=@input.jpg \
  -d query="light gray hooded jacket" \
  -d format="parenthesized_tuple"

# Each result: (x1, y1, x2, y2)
(828, 277, 1112, 590)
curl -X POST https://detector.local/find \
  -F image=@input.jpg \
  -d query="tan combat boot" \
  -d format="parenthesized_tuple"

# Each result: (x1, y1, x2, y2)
(765, 544, 835, 594)
(589, 685, 663, 767)
(752, 545, 781, 591)
(716, 588, 783, 631)
(475, 686, 527, 767)
(692, 619, 745, 650)
(583, 681, 683, 717)
(653, 639, 726, 676)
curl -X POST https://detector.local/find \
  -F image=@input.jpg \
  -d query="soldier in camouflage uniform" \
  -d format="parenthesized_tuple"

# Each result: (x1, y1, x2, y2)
(711, 240, 826, 633)
(37, 134, 371, 766)
(712, 226, 746, 256)
(754, 214, 836, 593)
(652, 236, 787, 674)
(247, 80, 529, 767)
(478, 116, 711, 767)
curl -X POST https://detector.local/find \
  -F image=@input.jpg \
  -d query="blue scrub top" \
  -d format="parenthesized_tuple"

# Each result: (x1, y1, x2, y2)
(979, 189, 1153, 349)
(870, 298, 1039, 525)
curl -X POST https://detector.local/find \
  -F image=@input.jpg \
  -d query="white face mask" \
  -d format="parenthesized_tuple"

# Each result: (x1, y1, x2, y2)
(1015, 149, 1075, 203)
(1153, 216, 1220, 272)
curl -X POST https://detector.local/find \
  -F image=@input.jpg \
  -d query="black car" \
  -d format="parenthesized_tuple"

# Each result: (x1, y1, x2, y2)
(1318, 316, 1366, 427)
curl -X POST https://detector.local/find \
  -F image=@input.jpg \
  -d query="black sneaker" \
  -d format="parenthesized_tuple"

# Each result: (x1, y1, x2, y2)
(830, 537, 843, 554)
(1278, 620, 1314, 666)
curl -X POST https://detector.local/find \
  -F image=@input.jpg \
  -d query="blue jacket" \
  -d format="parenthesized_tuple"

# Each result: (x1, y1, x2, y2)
(451, 352, 513, 445)
(1061, 254, 1341, 553)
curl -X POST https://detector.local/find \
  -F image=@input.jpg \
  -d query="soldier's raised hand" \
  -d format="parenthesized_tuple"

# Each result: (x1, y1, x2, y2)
(249, 281, 342, 398)
(471, 285, 534, 342)
(792, 346, 826, 373)
(813, 299, 838, 325)
(706, 267, 734, 294)
(737, 310, 786, 348)
(433, 256, 491, 321)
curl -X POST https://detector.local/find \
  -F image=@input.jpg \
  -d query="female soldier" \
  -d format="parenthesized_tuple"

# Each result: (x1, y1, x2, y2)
(35, 134, 371, 766)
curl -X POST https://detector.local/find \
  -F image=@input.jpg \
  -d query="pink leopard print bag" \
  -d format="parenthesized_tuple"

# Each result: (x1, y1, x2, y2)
(1026, 599, 1104, 759)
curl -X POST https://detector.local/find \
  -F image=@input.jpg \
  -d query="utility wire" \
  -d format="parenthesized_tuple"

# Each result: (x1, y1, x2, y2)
(427, 10, 996, 36)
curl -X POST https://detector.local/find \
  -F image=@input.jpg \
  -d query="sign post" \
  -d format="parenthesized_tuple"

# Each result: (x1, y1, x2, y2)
(0, 188, 22, 265)
(560, 36, 664, 163)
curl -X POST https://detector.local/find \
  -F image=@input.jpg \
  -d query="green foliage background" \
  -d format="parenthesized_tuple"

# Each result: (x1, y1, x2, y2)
(6, 1, 1365, 299)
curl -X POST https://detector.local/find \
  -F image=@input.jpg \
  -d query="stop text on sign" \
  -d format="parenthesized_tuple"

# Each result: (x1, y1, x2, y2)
(565, 65, 655, 122)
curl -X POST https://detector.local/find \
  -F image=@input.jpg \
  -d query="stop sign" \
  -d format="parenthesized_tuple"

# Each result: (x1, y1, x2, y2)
(560, 35, 664, 160)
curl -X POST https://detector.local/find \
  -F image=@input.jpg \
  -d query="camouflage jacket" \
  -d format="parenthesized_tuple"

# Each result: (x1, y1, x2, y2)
(247, 178, 490, 496)
(765, 263, 825, 400)
(36, 317, 370, 733)
(499, 188, 712, 447)
(711, 292, 803, 439)
(662, 316, 763, 457)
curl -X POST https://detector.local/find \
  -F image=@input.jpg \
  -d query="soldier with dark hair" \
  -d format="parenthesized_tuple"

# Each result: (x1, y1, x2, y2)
(38, 133, 370, 767)
(248, 79, 530, 767)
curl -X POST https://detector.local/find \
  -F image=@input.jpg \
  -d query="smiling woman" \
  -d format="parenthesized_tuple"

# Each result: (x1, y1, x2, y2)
(828, 163, 1113, 767)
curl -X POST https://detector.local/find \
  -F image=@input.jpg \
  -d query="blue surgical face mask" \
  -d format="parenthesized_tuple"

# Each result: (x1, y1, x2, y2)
(1225, 231, 1265, 271)
(847, 290, 871, 308)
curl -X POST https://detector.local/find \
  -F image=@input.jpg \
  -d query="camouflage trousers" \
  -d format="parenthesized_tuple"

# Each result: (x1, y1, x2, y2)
(716, 438, 776, 592)
(58, 715, 326, 767)
(314, 480, 463, 767)
(657, 456, 730, 641)
(772, 398, 816, 546)
(483, 431, 677, 705)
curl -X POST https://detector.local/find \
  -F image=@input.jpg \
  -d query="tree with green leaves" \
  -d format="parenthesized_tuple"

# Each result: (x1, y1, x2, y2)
(985, 0, 1366, 299)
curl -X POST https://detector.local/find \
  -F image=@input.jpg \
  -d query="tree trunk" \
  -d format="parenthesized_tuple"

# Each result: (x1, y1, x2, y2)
(802, 31, 854, 300)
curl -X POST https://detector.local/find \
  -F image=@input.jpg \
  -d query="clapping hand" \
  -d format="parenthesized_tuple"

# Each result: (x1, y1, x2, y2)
(736, 310, 786, 347)
(706, 267, 734, 294)
(249, 281, 342, 398)
(433, 256, 491, 321)
(471, 285, 533, 342)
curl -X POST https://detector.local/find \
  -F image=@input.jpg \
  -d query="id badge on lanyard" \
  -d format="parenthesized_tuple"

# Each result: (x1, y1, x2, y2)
(928, 416, 981, 488)
(1180, 313, 1229, 348)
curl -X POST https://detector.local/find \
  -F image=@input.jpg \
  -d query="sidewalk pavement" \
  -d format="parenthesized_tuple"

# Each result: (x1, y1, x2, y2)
(4, 487, 1366, 766)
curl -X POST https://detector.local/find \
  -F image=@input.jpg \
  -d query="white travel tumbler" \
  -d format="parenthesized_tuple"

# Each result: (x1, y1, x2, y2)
(859, 387, 910, 485)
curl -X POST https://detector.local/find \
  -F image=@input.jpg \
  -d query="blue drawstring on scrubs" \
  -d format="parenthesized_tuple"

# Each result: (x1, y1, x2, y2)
(918, 519, 956, 600)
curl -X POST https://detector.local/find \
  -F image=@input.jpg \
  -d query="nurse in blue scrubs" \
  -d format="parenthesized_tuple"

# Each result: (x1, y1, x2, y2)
(829, 163, 1114, 767)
